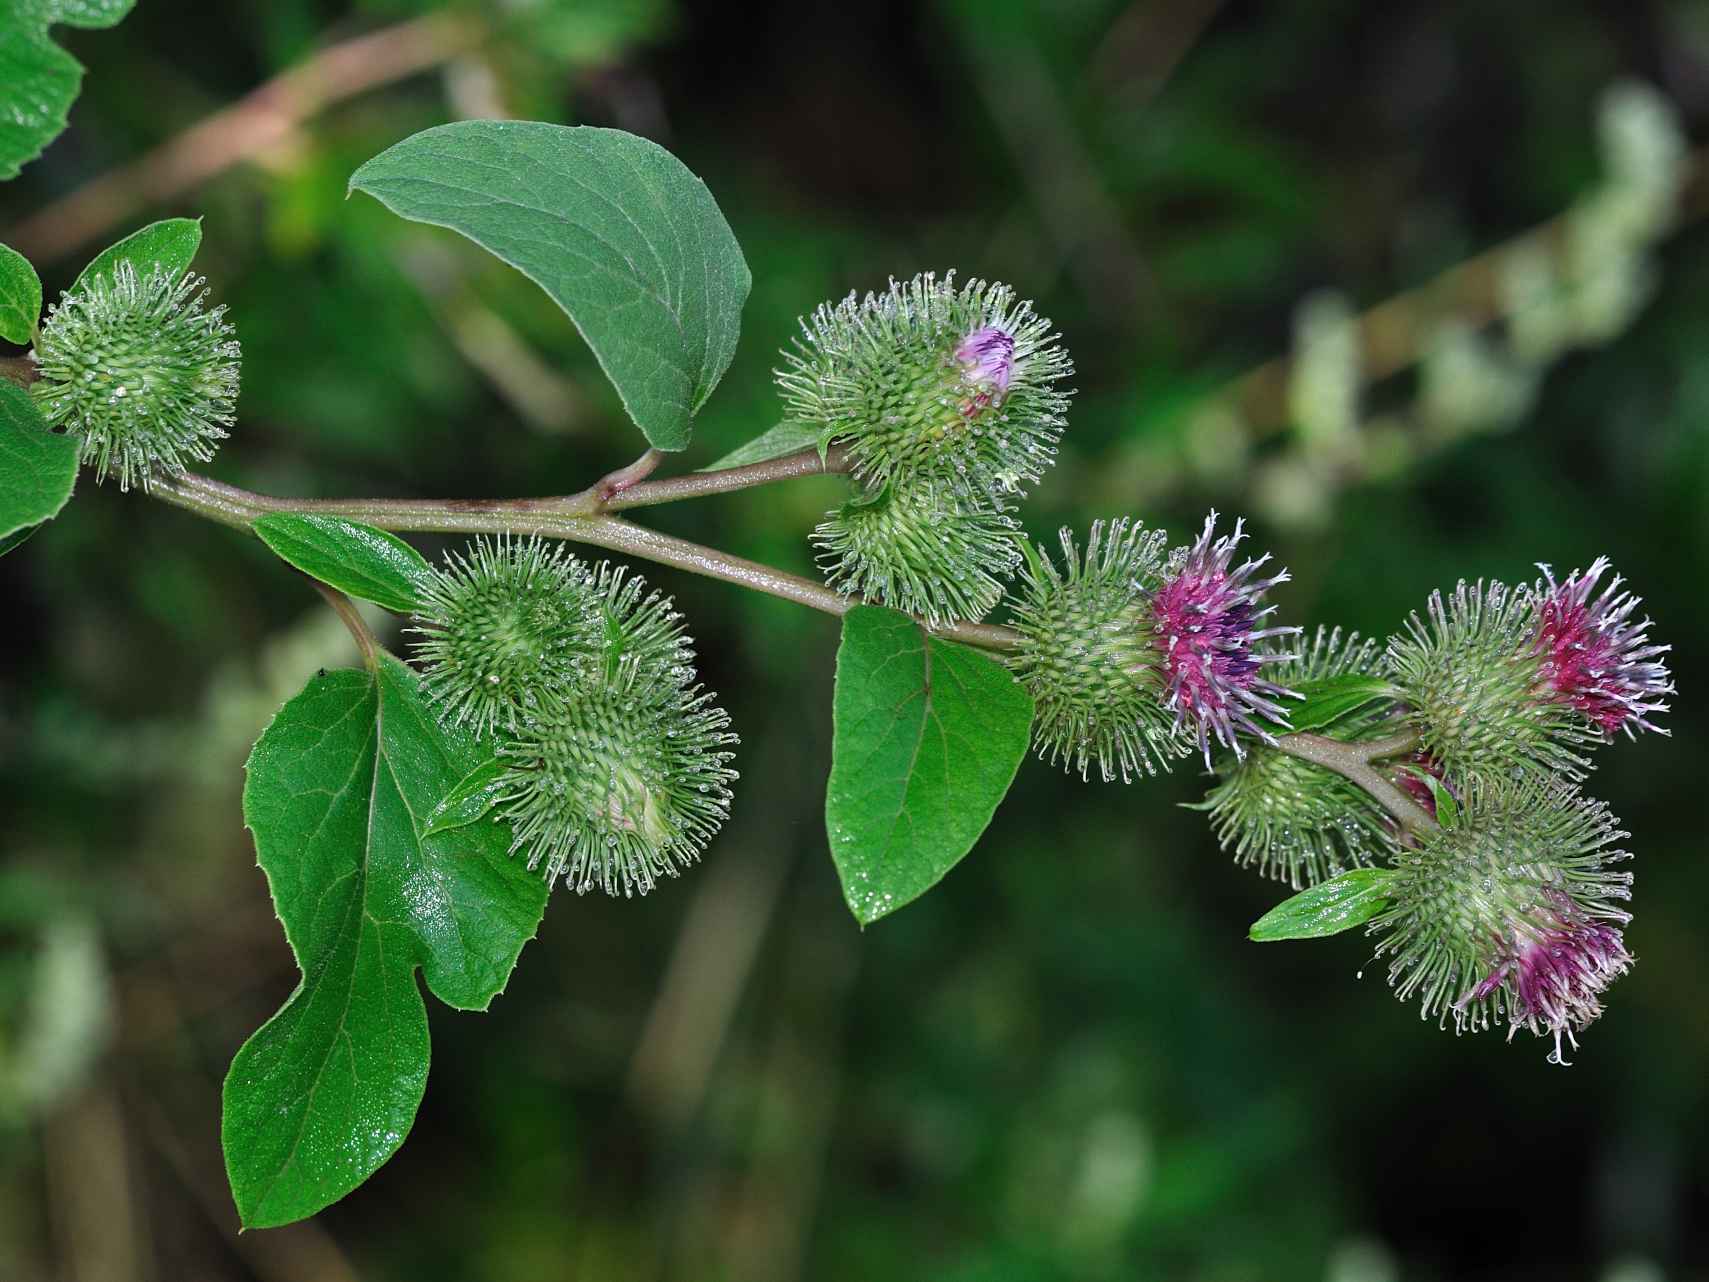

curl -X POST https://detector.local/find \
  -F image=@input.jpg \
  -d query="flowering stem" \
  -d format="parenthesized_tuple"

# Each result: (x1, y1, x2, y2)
(1274, 731, 1436, 835)
(588, 442, 853, 513)
(149, 460, 1023, 652)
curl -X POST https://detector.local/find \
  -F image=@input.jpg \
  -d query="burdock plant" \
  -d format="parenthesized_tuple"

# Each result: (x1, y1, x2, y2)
(0, 94, 1681, 1229)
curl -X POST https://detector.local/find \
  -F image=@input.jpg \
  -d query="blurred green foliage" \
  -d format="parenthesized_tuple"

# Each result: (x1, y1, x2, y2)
(1, 0, 1706, 1278)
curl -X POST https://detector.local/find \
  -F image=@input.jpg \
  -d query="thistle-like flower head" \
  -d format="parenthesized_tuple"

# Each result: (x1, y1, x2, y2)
(1006, 519, 1192, 782)
(1387, 579, 1599, 785)
(813, 481, 1021, 624)
(32, 261, 241, 491)
(1372, 778, 1632, 1062)
(776, 270, 1073, 501)
(1531, 558, 1672, 738)
(1465, 898, 1632, 1064)
(411, 536, 596, 739)
(1200, 627, 1393, 887)
(1151, 513, 1300, 764)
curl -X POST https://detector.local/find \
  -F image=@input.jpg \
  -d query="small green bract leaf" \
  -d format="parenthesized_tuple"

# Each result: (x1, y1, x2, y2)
(1420, 771, 1459, 828)
(422, 758, 508, 839)
(253, 514, 433, 614)
(0, 381, 79, 542)
(702, 419, 828, 471)
(1249, 868, 1396, 941)
(349, 122, 751, 452)
(826, 606, 1033, 924)
(0, 243, 42, 343)
(0, 0, 137, 181)
(1286, 673, 1396, 734)
(223, 657, 547, 1228)
(70, 217, 203, 295)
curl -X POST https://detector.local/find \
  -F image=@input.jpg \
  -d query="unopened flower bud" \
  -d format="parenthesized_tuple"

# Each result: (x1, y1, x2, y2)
(775, 270, 1073, 501)
(32, 261, 240, 491)
(495, 665, 738, 897)
(813, 481, 1021, 624)
(1201, 628, 1392, 888)
(489, 564, 738, 897)
(1372, 778, 1632, 1062)
(412, 536, 596, 739)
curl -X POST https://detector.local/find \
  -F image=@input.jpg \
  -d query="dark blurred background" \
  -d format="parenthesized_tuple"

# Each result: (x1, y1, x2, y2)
(1, 1, 1705, 1279)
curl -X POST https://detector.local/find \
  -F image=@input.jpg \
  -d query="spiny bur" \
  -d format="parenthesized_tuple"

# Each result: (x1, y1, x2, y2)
(32, 261, 240, 491)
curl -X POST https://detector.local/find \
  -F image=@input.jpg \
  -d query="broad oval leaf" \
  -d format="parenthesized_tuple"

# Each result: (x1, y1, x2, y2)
(0, 381, 79, 542)
(1248, 868, 1396, 942)
(349, 122, 751, 452)
(70, 217, 203, 295)
(0, 242, 42, 344)
(0, 0, 137, 181)
(223, 657, 547, 1228)
(826, 606, 1034, 924)
(253, 513, 433, 614)
(1287, 673, 1396, 734)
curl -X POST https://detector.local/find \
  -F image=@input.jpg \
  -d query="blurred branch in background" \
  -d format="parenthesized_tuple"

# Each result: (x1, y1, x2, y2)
(1091, 80, 1704, 531)
(3, 10, 481, 266)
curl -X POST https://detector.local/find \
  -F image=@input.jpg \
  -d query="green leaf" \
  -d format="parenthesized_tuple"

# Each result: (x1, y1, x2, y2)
(0, 243, 42, 343)
(702, 419, 828, 471)
(253, 514, 433, 614)
(1398, 767, 1459, 828)
(825, 605, 1034, 924)
(349, 121, 751, 452)
(224, 656, 547, 1228)
(1286, 673, 1396, 734)
(422, 758, 508, 839)
(0, 381, 78, 542)
(0, 523, 41, 557)
(70, 217, 203, 295)
(1249, 868, 1396, 941)
(0, 0, 137, 181)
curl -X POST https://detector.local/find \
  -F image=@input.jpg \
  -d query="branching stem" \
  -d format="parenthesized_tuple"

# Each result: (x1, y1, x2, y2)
(149, 449, 1021, 652)
(1274, 730, 1435, 835)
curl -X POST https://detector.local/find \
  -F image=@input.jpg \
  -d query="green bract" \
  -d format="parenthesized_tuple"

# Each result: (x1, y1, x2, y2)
(814, 481, 1021, 625)
(776, 271, 1073, 502)
(1006, 519, 1190, 782)
(1386, 579, 1596, 784)
(32, 262, 240, 491)
(1201, 628, 1393, 888)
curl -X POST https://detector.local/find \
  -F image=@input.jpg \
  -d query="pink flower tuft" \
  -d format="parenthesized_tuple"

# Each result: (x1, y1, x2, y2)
(956, 324, 1016, 404)
(1150, 512, 1300, 764)
(1532, 558, 1672, 738)
(1469, 895, 1633, 1065)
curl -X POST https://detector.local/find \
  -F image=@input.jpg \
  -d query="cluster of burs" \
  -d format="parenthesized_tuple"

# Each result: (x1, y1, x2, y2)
(785, 272, 1672, 1061)
(28, 257, 1676, 1056)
